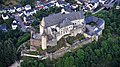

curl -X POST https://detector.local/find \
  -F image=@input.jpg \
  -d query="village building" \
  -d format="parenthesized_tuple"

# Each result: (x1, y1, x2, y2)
(12, 20, 18, 30)
(0, 25, 7, 32)
(9, 7, 16, 13)
(25, 5, 32, 10)
(2, 13, 9, 20)
(15, 5, 23, 12)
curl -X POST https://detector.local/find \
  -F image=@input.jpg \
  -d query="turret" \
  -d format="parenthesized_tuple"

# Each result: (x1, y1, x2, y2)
(41, 32, 47, 50)
(40, 18, 45, 35)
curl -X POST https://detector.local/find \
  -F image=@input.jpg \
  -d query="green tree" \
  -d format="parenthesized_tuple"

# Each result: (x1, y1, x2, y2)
(0, 38, 16, 66)
(20, 0, 35, 7)
(77, 49, 84, 63)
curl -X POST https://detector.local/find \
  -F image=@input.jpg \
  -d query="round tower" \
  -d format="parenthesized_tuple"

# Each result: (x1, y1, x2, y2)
(40, 18, 45, 35)
(30, 30, 33, 39)
(41, 32, 47, 50)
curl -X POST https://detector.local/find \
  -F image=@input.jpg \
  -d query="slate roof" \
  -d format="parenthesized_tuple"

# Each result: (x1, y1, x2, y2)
(0, 25, 7, 31)
(16, 5, 22, 8)
(94, 28, 102, 34)
(85, 16, 105, 26)
(91, 0, 99, 3)
(79, 0, 84, 3)
(43, 12, 84, 28)
(85, 16, 98, 24)
(59, 18, 72, 28)
(2, 13, 8, 17)
(58, 0, 68, 5)
(86, 27, 102, 36)
(64, 6, 73, 12)
(25, 5, 31, 8)
(85, 16, 105, 36)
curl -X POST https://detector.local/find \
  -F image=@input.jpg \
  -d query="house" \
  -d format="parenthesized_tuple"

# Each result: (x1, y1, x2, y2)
(36, 4, 44, 10)
(24, 9, 36, 17)
(64, 5, 73, 12)
(90, 0, 99, 9)
(34, 8, 39, 11)
(23, 16, 32, 23)
(30, 9, 36, 15)
(24, 23, 31, 28)
(99, 0, 107, 4)
(0, 25, 7, 32)
(15, 5, 23, 12)
(25, 5, 32, 10)
(12, 20, 18, 30)
(84, 0, 99, 11)
(56, 1, 69, 7)
(61, 8, 70, 14)
(49, 2, 55, 7)
(18, 11, 23, 16)
(2, 13, 9, 20)
(82, 6, 89, 12)
(76, 0, 84, 4)
(44, 4, 49, 9)
(0, 9, 3, 13)
(9, 8, 16, 13)
(116, 0, 120, 9)
(23, 16, 27, 23)
(71, 4, 79, 9)
(24, 10, 31, 16)
(2, 9, 7, 13)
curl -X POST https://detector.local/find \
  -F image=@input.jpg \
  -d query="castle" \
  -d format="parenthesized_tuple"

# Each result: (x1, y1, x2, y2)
(30, 11, 105, 50)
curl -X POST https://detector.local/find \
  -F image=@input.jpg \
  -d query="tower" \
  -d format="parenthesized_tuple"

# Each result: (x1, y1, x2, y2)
(30, 29, 33, 38)
(40, 18, 45, 35)
(41, 32, 47, 50)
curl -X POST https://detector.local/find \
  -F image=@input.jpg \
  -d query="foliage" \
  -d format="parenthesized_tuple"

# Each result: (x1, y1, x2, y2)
(20, 0, 35, 7)
(0, 38, 16, 67)
(16, 33, 30, 47)
(65, 0, 77, 4)
(87, 21, 96, 27)
(66, 36, 75, 44)
(0, 0, 19, 6)
(21, 57, 45, 67)
(34, 6, 62, 20)
(66, 34, 85, 45)
(0, 27, 31, 66)
(0, 18, 14, 29)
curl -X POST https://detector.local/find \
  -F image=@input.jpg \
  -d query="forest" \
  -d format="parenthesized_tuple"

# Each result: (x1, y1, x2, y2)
(0, 28, 30, 67)
(21, 6, 120, 67)
(0, 18, 30, 67)
(0, 0, 35, 7)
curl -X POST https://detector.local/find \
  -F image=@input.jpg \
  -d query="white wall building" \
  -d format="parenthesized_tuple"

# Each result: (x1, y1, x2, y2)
(25, 5, 32, 10)
(2, 14, 9, 20)
(12, 20, 18, 30)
